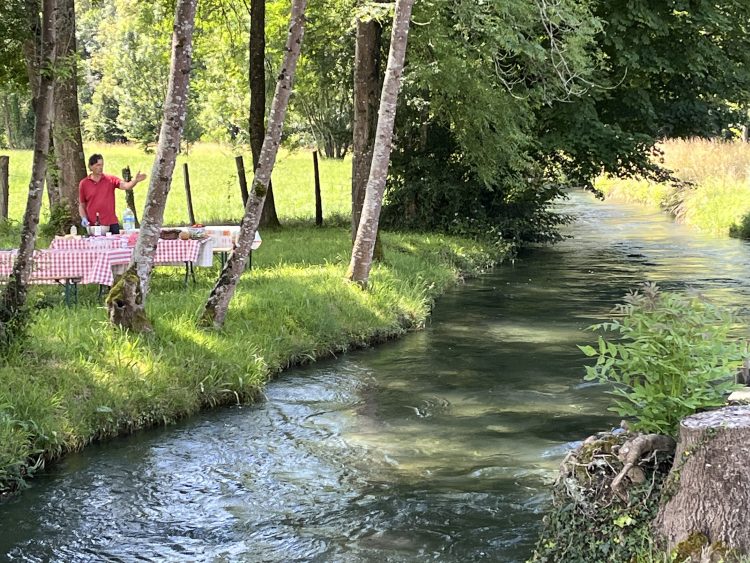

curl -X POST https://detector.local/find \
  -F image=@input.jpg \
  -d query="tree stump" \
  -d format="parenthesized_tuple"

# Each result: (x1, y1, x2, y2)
(106, 269, 152, 332)
(655, 405, 750, 555)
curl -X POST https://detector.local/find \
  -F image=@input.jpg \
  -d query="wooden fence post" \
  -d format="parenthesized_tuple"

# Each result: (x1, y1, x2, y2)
(313, 150, 322, 226)
(235, 155, 249, 207)
(122, 166, 140, 228)
(0, 155, 8, 220)
(183, 162, 196, 225)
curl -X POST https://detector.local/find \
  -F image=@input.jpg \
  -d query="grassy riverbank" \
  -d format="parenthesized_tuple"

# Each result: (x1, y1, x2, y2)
(0, 225, 505, 493)
(595, 139, 750, 237)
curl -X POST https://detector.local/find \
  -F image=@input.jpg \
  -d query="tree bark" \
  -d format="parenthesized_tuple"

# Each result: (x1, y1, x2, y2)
(0, 0, 56, 341)
(52, 0, 86, 228)
(655, 406, 750, 554)
(351, 17, 381, 243)
(107, 0, 198, 331)
(249, 0, 280, 229)
(346, 0, 414, 287)
(200, 0, 307, 329)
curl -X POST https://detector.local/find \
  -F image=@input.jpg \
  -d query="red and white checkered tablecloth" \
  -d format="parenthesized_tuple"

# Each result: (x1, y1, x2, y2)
(0, 250, 17, 278)
(51, 236, 209, 265)
(153, 239, 203, 263)
(0, 249, 132, 286)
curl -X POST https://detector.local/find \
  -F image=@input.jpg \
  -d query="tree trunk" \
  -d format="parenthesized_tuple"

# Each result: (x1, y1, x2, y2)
(2, 95, 16, 148)
(351, 17, 381, 243)
(200, 0, 307, 329)
(655, 406, 750, 555)
(107, 0, 198, 331)
(346, 0, 414, 287)
(52, 0, 87, 228)
(22, 0, 41, 106)
(0, 156, 9, 220)
(249, 0, 280, 229)
(0, 0, 56, 343)
(46, 137, 61, 211)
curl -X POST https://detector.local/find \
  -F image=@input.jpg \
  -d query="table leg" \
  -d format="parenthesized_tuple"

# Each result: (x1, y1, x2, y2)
(183, 262, 196, 287)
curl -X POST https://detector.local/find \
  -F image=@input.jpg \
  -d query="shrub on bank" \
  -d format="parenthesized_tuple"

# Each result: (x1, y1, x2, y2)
(0, 226, 505, 493)
(580, 282, 743, 437)
(533, 283, 746, 562)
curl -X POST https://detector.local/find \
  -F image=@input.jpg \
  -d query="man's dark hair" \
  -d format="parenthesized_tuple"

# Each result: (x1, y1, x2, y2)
(88, 154, 103, 167)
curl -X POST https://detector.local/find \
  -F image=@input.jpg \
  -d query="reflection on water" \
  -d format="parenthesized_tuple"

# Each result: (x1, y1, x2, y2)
(2, 191, 750, 562)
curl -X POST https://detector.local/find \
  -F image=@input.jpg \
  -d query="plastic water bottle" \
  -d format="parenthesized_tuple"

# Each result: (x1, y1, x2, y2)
(123, 207, 136, 232)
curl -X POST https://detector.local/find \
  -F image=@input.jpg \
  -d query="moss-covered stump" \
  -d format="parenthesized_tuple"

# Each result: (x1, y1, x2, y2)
(530, 428, 675, 563)
(105, 269, 152, 332)
(655, 406, 750, 558)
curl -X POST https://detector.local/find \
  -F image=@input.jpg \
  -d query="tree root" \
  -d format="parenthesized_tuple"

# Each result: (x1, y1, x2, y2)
(611, 433, 676, 501)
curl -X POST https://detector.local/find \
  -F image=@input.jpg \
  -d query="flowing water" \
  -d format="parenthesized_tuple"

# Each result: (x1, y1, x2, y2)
(2, 191, 750, 562)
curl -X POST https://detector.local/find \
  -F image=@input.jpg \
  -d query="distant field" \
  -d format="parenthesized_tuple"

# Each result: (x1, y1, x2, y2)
(595, 139, 750, 236)
(1, 143, 352, 226)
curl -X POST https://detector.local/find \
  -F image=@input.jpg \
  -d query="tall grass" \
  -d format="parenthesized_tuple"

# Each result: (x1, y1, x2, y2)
(0, 143, 352, 228)
(595, 139, 750, 236)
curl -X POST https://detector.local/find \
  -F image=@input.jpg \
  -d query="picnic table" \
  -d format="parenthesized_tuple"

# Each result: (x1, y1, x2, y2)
(204, 226, 262, 268)
(0, 227, 258, 305)
(50, 233, 214, 285)
(0, 247, 133, 304)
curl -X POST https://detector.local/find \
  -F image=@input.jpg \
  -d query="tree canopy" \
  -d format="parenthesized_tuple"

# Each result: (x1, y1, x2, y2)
(0, 0, 748, 241)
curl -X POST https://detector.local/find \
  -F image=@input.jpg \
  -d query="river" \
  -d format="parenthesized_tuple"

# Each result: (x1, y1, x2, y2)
(1, 190, 748, 562)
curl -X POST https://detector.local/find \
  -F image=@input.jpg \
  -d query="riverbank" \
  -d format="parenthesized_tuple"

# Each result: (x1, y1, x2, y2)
(595, 139, 750, 237)
(0, 225, 506, 494)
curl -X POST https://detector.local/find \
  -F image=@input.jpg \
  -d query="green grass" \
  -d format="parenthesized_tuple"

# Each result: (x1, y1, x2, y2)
(0, 221, 505, 492)
(1, 142, 352, 228)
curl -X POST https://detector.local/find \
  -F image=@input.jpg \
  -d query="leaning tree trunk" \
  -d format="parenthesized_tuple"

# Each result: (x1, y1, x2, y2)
(346, 0, 414, 287)
(199, 0, 307, 329)
(0, 0, 56, 342)
(250, 0, 280, 229)
(655, 405, 750, 555)
(52, 0, 87, 229)
(351, 16, 381, 244)
(107, 0, 198, 331)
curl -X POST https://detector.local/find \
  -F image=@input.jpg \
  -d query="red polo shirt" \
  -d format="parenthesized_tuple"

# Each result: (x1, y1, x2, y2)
(79, 173, 121, 225)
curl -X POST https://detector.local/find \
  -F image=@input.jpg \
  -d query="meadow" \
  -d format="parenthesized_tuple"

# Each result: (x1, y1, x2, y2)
(595, 139, 750, 237)
(0, 143, 506, 493)
(1, 143, 352, 228)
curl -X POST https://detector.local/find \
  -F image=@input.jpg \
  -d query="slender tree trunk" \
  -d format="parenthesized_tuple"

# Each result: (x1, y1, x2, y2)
(107, 0, 198, 331)
(200, 0, 307, 329)
(250, 0, 280, 228)
(346, 0, 414, 287)
(52, 0, 86, 228)
(0, 156, 9, 220)
(351, 17, 382, 244)
(0, 0, 56, 342)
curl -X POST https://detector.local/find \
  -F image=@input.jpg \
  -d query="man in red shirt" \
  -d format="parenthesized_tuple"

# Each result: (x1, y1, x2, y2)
(78, 153, 146, 233)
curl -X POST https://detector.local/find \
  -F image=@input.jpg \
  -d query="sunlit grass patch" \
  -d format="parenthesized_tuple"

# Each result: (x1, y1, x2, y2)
(596, 139, 750, 237)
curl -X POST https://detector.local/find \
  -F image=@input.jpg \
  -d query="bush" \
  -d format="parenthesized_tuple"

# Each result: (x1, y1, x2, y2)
(580, 282, 744, 437)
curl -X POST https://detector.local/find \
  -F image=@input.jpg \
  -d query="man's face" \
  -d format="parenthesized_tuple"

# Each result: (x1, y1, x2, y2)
(90, 159, 104, 175)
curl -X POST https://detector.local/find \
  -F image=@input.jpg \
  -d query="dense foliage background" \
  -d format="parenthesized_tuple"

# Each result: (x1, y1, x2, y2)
(0, 0, 748, 243)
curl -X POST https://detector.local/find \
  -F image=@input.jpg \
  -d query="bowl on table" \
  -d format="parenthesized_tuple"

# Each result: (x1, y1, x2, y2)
(86, 225, 110, 236)
(188, 226, 206, 239)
